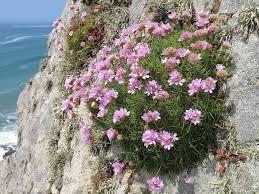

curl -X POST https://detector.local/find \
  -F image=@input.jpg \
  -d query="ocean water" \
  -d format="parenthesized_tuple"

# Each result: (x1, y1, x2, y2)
(0, 23, 51, 159)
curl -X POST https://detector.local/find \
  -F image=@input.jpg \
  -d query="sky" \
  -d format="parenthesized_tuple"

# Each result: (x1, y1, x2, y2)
(0, 0, 67, 22)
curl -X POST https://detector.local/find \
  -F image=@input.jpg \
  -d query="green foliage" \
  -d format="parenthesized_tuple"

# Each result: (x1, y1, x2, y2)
(91, 29, 228, 174)
(67, 18, 105, 66)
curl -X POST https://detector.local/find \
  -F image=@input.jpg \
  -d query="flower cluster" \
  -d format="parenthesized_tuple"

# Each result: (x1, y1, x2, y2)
(184, 108, 202, 125)
(188, 77, 217, 96)
(147, 176, 165, 193)
(61, 8, 230, 191)
(142, 130, 179, 150)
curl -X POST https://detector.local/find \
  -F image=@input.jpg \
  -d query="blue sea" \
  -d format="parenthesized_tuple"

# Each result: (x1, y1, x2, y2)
(0, 23, 51, 159)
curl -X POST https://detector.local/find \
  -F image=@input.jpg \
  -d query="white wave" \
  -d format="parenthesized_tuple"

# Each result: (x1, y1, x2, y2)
(0, 36, 32, 45)
(0, 131, 17, 146)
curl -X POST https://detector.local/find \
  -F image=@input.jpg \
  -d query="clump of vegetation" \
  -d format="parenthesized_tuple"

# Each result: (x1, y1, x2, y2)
(62, 9, 231, 192)
(238, 3, 259, 40)
(67, 14, 105, 66)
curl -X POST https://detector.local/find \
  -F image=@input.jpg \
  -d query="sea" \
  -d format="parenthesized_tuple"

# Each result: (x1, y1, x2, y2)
(0, 23, 51, 160)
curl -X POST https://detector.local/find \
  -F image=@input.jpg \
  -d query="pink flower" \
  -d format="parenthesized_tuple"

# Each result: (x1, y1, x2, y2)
(80, 11, 87, 22)
(178, 31, 193, 42)
(67, 110, 75, 120)
(195, 10, 209, 27)
(158, 131, 179, 150)
(144, 21, 159, 33)
(184, 108, 202, 125)
(191, 40, 212, 50)
(64, 77, 75, 90)
(142, 111, 161, 123)
(80, 122, 92, 144)
(168, 11, 178, 21)
(115, 67, 126, 84)
(97, 69, 114, 85)
(153, 90, 169, 100)
(113, 108, 130, 123)
(193, 28, 208, 37)
(52, 19, 61, 28)
(183, 175, 192, 184)
(61, 99, 75, 111)
(130, 66, 149, 79)
(216, 64, 228, 77)
(188, 79, 202, 96)
(175, 48, 190, 58)
(97, 107, 108, 118)
(188, 53, 201, 64)
(113, 37, 129, 46)
(201, 77, 217, 93)
(128, 78, 143, 94)
(112, 162, 125, 176)
(142, 130, 159, 147)
(147, 177, 165, 193)
(136, 42, 150, 58)
(106, 128, 118, 141)
(207, 23, 218, 34)
(168, 70, 186, 86)
(145, 80, 162, 96)
(161, 57, 180, 70)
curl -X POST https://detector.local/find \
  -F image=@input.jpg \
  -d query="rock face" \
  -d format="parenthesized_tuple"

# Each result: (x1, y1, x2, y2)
(0, 0, 258, 193)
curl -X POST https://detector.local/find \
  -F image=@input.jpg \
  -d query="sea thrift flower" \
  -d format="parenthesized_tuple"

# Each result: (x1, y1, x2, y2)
(115, 67, 126, 84)
(168, 11, 178, 21)
(145, 80, 162, 96)
(178, 31, 193, 42)
(216, 64, 228, 77)
(112, 162, 125, 176)
(147, 177, 165, 193)
(142, 111, 161, 123)
(195, 10, 209, 27)
(80, 122, 92, 144)
(168, 70, 185, 86)
(97, 69, 115, 85)
(188, 53, 201, 64)
(61, 99, 75, 111)
(193, 28, 208, 37)
(175, 48, 190, 58)
(106, 128, 118, 141)
(97, 107, 108, 118)
(158, 131, 179, 150)
(183, 175, 192, 184)
(188, 79, 202, 96)
(130, 66, 150, 79)
(207, 23, 218, 34)
(162, 47, 176, 57)
(142, 130, 159, 147)
(128, 78, 143, 94)
(153, 90, 169, 100)
(113, 108, 130, 123)
(136, 42, 150, 58)
(191, 41, 212, 50)
(162, 57, 180, 70)
(64, 77, 75, 90)
(80, 11, 87, 22)
(67, 110, 75, 120)
(201, 77, 217, 93)
(184, 108, 202, 125)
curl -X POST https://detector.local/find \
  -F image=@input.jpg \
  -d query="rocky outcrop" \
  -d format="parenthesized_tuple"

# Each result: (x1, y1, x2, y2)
(0, 0, 258, 193)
